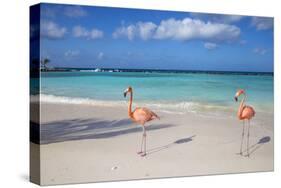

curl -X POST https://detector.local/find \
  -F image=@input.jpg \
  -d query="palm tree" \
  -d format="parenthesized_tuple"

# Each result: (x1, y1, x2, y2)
(41, 58, 50, 71)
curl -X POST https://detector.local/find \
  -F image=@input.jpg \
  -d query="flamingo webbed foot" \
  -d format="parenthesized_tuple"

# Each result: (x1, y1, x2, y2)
(236, 152, 243, 156)
(141, 153, 147, 157)
(241, 153, 250, 158)
(137, 151, 143, 155)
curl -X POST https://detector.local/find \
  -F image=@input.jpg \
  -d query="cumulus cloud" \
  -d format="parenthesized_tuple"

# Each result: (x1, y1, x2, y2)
(41, 5, 87, 18)
(41, 20, 67, 39)
(251, 17, 273, 30)
(190, 13, 244, 24)
(253, 48, 267, 55)
(113, 18, 240, 42)
(154, 18, 240, 41)
(217, 15, 243, 23)
(72, 26, 103, 39)
(64, 6, 87, 17)
(41, 6, 57, 18)
(113, 22, 157, 40)
(204, 42, 218, 50)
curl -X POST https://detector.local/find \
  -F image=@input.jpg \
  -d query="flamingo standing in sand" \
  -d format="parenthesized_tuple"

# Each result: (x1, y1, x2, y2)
(234, 89, 256, 157)
(123, 86, 160, 157)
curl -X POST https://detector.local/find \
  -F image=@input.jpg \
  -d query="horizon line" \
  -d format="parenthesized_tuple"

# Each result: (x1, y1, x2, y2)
(49, 66, 273, 74)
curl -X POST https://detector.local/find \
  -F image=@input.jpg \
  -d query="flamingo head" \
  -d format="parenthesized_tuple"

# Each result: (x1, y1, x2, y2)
(123, 86, 132, 98)
(234, 89, 245, 102)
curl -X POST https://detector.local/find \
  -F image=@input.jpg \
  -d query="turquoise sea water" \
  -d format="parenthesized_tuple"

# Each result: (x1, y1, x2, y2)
(37, 71, 273, 117)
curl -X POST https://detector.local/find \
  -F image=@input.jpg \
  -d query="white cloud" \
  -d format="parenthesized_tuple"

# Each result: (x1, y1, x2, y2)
(64, 6, 87, 17)
(190, 13, 244, 24)
(204, 42, 218, 50)
(253, 48, 267, 55)
(154, 18, 240, 41)
(41, 5, 87, 18)
(138, 22, 157, 40)
(41, 6, 57, 18)
(113, 22, 157, 40)
(113, 18, 240, 42)
(221, 15, 244, 23)
(251, 17, 273, 30)
(64, 50, 80, 57)
(72, 26, 87, 37)
(90, 29, 104, 39)
(97, 52, 104, 60)
(113, 24, 136, 40)
(41, 20, 67, 39)
(72, 26, 103, 39)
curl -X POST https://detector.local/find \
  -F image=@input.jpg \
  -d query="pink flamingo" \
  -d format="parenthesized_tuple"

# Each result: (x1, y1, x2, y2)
(234, 89, 256, 157)
(123, 86, 160, 157)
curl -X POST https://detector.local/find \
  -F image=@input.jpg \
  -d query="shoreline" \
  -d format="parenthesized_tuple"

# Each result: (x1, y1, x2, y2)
(32, 102, 274, 185)
(31, 94, 274, 119)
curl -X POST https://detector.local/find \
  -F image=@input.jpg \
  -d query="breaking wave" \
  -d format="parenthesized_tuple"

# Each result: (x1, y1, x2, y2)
(31, 94, 236, 117)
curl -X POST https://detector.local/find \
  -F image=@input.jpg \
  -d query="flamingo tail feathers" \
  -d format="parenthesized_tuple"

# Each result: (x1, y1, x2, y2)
(151, 111, 160, 120)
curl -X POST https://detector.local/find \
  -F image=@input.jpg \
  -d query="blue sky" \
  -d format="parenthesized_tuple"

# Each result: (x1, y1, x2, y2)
(38, 3, 274, 72)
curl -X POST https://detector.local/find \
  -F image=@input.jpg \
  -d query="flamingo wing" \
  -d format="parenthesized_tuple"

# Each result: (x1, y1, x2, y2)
(132, 107, 159, 125)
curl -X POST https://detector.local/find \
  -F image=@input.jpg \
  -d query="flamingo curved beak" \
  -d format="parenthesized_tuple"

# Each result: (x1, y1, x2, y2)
(234, 96, 238, 102)
(123, 88, 129, 98)
(123, 89, 129, 98)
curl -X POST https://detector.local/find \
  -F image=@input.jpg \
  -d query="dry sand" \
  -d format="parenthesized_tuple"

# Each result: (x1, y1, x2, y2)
(31, 102, 273, 185)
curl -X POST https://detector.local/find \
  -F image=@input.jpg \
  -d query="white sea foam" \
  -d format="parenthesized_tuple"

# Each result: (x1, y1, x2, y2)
(32, 94, 238, 117)
(32, 94, 126, 107)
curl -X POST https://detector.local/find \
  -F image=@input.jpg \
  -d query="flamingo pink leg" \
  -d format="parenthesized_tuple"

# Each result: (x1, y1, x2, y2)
(239, 120, 245, 155)
(141, 126, 147, 157)
(137, 130, 144, 154)
(246, 120, 251, 157)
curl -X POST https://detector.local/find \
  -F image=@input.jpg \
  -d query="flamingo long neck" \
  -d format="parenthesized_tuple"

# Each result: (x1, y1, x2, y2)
(237, 94, 246, 118)
(128, 91, 133, 117)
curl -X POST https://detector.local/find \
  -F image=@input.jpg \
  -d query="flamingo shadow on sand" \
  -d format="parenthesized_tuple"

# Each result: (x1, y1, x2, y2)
(239, 136, 271, 157)
(31, 118, 174, 144)
(145, 135, 196, 156)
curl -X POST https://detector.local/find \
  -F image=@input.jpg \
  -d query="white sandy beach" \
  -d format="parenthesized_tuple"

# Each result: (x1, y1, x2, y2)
(31, 102, 273, 185)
